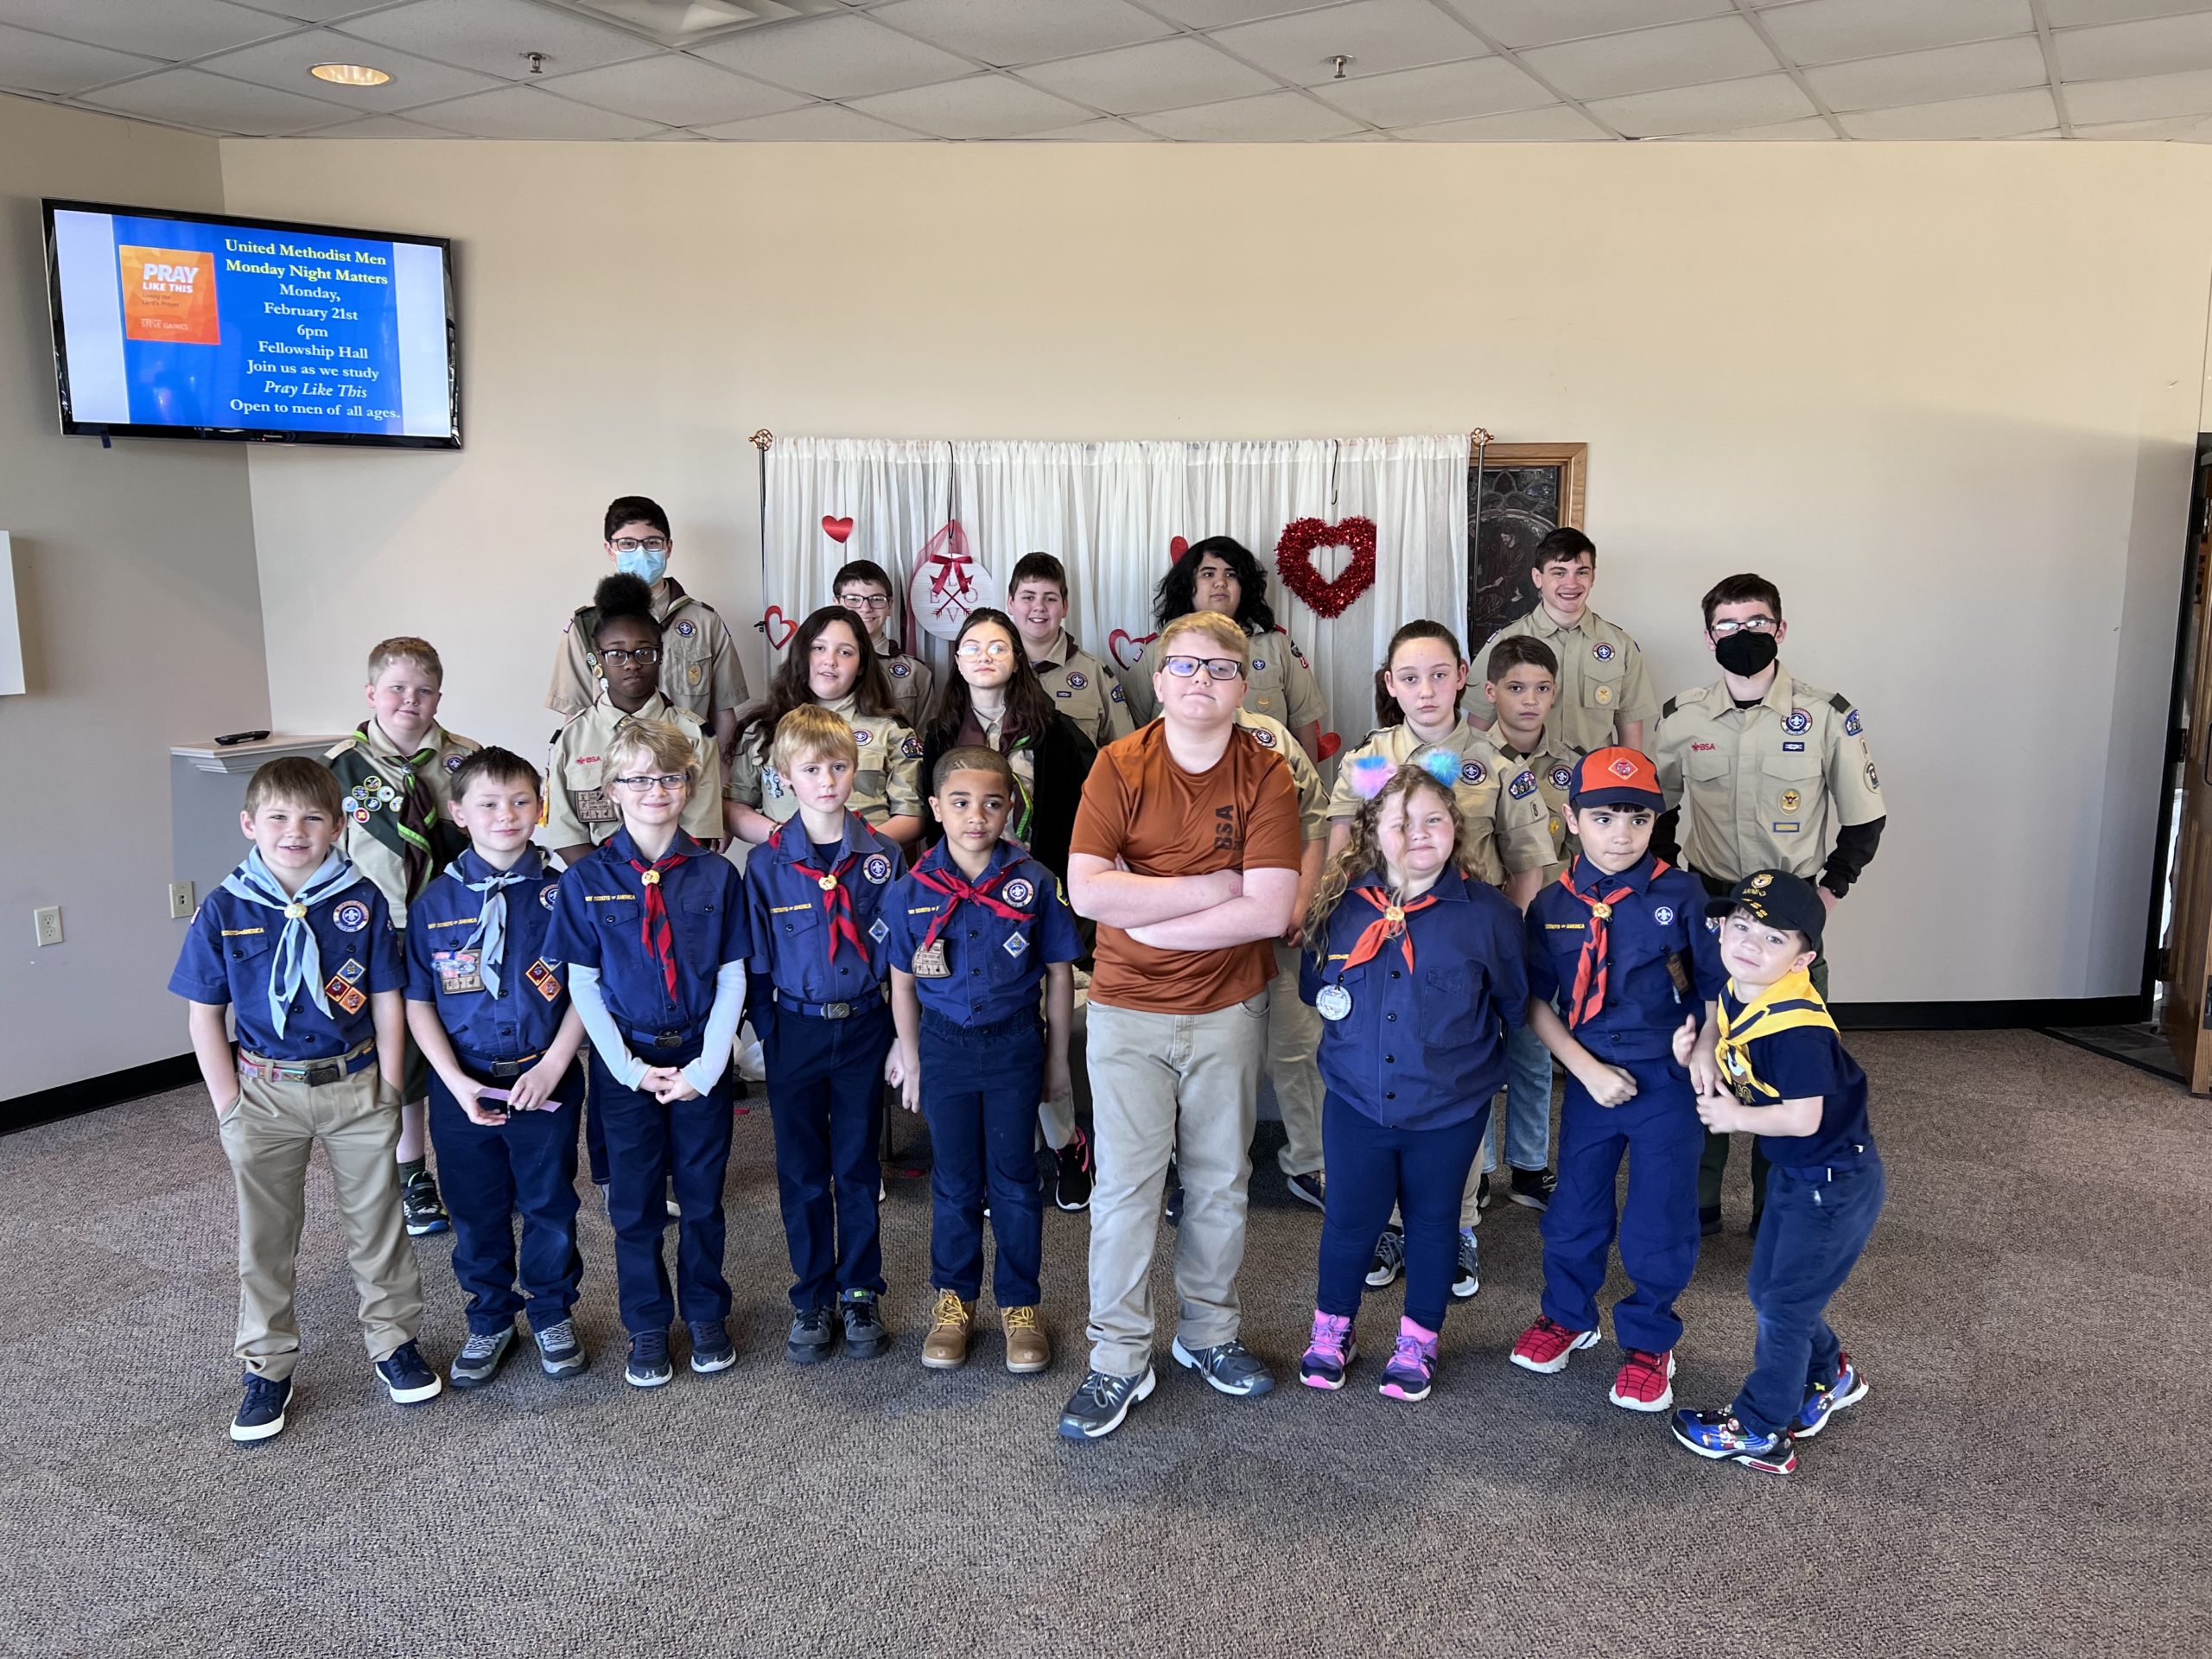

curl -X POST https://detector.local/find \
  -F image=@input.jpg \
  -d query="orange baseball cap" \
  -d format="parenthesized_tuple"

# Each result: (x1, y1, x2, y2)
(1570, 747, 1662, 811)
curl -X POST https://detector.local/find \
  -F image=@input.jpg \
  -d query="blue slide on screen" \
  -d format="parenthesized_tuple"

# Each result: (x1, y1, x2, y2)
(53, 208, 453, 441)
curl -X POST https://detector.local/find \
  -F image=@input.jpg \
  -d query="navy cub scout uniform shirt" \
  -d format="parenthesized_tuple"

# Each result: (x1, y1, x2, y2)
(746, 815, 906, 1004)
(1300, 867, 1529, 1132)
(1524, 855, 1726, 1063)
(885, 841, 1083, 1027)
(169, 871, 402, 1061)
(404, 846, 569, 1065)
(1719, 982, 1875, 1169)
(542, 828, 750, 1039)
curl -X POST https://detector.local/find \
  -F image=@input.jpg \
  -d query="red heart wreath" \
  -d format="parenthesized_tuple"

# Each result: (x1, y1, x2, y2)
(1274, 516, 1377, 619)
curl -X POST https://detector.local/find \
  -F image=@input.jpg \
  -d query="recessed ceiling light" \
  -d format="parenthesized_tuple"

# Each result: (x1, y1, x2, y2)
(309, 62, 392, 87)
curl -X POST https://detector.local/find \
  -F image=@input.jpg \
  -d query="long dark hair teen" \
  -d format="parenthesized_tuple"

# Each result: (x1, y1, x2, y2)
(922, 607, 1059, 752)
(735, 605, 901, 749)
(1373, 618, 1469, 728)
(1152, 534, 1280, 635)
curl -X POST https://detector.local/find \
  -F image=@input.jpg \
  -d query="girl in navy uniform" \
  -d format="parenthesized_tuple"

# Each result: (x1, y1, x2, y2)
(746, 705, 907, 1365)
(404, 748, 590, 1389)
(543, 719, 751, 1390)
(1296, 751, 1528, 1402)
(1511, 747, 1727, 1415)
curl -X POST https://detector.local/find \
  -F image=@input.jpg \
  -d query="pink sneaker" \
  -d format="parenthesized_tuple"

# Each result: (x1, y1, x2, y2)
(1378, 1318, 1439, 1402)
(1299, 1311, 1356, 1391)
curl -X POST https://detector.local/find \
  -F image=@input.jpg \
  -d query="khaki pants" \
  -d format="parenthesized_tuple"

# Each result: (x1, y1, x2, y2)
(1084, 992, 1269, 1376)
(1268, 941, 1325, 1179)
(218, 1065, 423, 1381)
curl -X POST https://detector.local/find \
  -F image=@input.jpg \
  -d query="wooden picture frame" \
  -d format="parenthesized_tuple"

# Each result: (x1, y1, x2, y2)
(1467, 442, 1588, 661)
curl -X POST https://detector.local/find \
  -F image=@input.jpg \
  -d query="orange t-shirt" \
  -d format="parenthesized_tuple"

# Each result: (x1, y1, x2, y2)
(1071, 721, 1303, 1015)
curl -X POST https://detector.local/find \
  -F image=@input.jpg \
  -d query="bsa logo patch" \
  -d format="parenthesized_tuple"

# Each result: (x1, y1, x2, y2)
(443, 753, 463, 772)
(1783, 709, 1811, 734)
(853, 728, 874, 746)
(1003, 931, 1029, 959)
(1844, 709, 1863, 737)
(1592, 643, 1615, 662)
(1780, 788, 1802, 812)
(540, 882, 558, 911)
(1067, 671, 1087, 690)
(1250, 726, 1278, 749)
(1549, 766, 1574, 791)
(1459, 760, 1486, 787)
(1003, 878, 1035, 907)
(676, 619, 696, 637)
(862, 853, 893, 885)
(1691, 741, 1716, 753)
(333, 899, 371, 933)
(889, 662, 910, 678)
(1509, 770, 1538, 801)
(1653, 906, 1675, 926)
(1252, 658, 1268, 672)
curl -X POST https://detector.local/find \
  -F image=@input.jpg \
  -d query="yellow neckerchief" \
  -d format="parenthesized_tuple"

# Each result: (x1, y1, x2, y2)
(1714, 968, 1835, 1105)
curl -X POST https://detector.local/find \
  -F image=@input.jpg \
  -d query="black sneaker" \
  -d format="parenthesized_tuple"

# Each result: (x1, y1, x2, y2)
(534, 1318, 587, 1376)
(1509, 1166, 1557, 1211)
(787, 1306, 836, 1366)
(1478, 1172, 1492, 1211)
(1699, 1205, 1722, 1237)
(1057, 1366, 1156, 1440)
(230, 1373, 289, 1443)
(625, 1329, 673, 1389)
(1170, 1337, 1275, 1397)
(401, 1169, 451, 1236)
(1364, 1225, 1406, 1288)
(1451, 1228, 1481, 1300)
(1054, 1126, 1094, 1212)
(449, 1325, 516, 1390)
(1285, 1170, 1325, 1211)
(840, 1290, 888, 1360)
(376, 1340, 442, 1404)
(688, 1319, 736, 1374)
(1163, 1161, 1182, 1227)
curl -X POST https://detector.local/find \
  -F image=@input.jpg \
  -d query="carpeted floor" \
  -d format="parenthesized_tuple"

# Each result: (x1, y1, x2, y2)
(2, 1029, 2204, 1658)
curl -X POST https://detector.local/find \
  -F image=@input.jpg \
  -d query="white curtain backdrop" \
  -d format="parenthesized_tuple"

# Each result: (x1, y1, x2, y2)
(762, 434, 1470, 758)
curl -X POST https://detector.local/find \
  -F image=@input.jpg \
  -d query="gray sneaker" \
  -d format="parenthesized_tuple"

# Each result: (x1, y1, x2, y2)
(1170, 1337, 1275, 1397)
(1057, 1366, 1157, 1440)
(1364, 1225, 1407, 1288)
(534, 1318, 587, 1376)
(786, 1305, 837, 1366)
(449, 1325, 514, 1390)
(1451, 1228, 1482, 1300)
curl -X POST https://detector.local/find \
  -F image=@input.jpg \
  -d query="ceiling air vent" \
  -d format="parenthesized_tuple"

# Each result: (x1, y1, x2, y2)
(535, 0, 843, 49)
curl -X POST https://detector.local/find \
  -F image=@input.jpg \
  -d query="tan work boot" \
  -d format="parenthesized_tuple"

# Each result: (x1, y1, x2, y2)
(922, 1290, 974, 1370)
(1001, 1306, 1051, 1374)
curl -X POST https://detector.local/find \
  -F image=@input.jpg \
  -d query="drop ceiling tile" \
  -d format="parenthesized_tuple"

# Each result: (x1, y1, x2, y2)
(2042, 0, 2212, 23)
(77, 65, 354, 132)
(1326, 128, 1395, 139)
(404, 80, 665, 136)
(1520, 15, 1780, 101)
(295, 109, 471, 135)
(1132, 87, 1366, 138)
(847, 72, 1094, 136)
(1837, 84, 2057, 135)
(194, 27, 505, 108)
(1208, 0, 1489, 86)
(2063, 62, 2212, 119)
(338, 0, 662, 81)
(542, 50, 806, 124)
(1316, 54, 1549, 125)
(2071, 111, 2212, 133)
(1757, 0, 2032, 67)
(0, 24, 160, 93)
(1586, 72, 1813, 135)
(1805, 35, 2048, 111)
(1025, 117, 1160, 139)
(1144, 0, 1325, 25)
(693, 101, 925, 137)
(230, 0, 400, 19)
(1019, 36, 1274, 114)
(1392, 101, 1610, 138)
(2056, 10, 2212, 79)
(690, 13, 973, 99)
(1696, 114, 1839, 137)
(0, 0, 297, 60)
(866, 0, 1172, 68)
(1437, 0, 1733, 51)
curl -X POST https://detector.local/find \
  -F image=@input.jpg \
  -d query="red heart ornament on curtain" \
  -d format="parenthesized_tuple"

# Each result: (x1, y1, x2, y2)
(761, 605, 798, 648)
(822, 515, 855, 543)
(1318, 732, 1342, 761)
(1108, 628, 1154, 672)
(1274, 517, 1378, 619)
(1169, 536, 1188, 563)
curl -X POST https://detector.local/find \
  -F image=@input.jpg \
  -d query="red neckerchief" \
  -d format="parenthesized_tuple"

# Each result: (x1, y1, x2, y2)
(912, 856, 1028, 952)
(626, 849, 691, 999)
(1341, 885, 1438, 974)
(777, 823, 862, 967)
(1559, 858, 1669, 1027)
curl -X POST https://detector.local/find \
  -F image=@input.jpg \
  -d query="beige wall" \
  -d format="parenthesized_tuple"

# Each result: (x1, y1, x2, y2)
(215, 137, 2212, 1005)
(1, 99, 266, 1100)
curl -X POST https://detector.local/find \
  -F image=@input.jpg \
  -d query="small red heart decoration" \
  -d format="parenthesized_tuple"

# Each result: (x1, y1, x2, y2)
(761, 605, 798, 649)
(1318, 732, 1342, 760)
(822, 515, 855, 543)
(1169, 535, 1188, 562)
(1108, 627, 1154, 672)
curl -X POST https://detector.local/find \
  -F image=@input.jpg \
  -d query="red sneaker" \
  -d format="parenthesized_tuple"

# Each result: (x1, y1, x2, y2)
(1609, 1347, 1676, 1412)
(1510, 1316, 1599, 1375)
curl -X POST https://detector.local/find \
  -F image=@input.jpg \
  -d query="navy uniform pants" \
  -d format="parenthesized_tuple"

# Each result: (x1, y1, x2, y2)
(1317, 1095, 1488, 1334)
(590, 1040, 734, 1335)
(919, 1008, 1046, 1308)
(1732, 1145, 1884, 1435)
(427, 1057, 584, 1334)
(763, 999, 893, 1310)
(1540, 1055, 1704, 1354)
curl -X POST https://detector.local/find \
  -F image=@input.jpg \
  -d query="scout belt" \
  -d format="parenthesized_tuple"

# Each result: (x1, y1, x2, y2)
(773, 986, 890, 1020)
(455, 1049, 543, 1079)
(238, 1038, 377, 1088)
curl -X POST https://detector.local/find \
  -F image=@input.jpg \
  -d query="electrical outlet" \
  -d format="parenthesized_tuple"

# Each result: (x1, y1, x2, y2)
(34, 906, 62, 947)
(168, 880, 196, 920)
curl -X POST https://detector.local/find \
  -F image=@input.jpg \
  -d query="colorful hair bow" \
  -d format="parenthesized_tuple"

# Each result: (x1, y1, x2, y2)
(1349, 747, 1463, 801)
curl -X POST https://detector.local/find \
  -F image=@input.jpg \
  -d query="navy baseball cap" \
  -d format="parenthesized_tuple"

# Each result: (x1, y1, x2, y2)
(1706, 869, 1825, 953)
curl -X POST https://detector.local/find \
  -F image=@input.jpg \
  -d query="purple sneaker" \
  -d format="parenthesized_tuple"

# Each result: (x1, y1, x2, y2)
(1299, 1311, 1356, 1391)
(1377, 1317, 1439, 1402)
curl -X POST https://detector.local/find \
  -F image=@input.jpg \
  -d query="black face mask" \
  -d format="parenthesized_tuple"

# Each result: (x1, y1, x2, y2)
(1713, 630, 1778, 677)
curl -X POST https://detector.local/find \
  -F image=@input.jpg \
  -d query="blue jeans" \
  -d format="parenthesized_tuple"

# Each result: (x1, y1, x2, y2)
(764, 1000, 893, 1310)
(590, 1045, 735, 1335)
(426, 1058, 584, 1334)
(920, 1009, 1046, 1307)
(1317, 1095, 1488, 1332)
(1484, 1016, 1554, 1175)
(1732, 1147, 1885, 1435)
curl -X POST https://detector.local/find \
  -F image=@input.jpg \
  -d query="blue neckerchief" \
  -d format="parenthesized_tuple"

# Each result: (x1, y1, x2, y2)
(219, 848, 365, 1038)
(445, 848, 543, 999)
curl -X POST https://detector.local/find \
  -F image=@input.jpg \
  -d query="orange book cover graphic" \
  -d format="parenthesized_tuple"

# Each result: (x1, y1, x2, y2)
(118, 245, 219, 345)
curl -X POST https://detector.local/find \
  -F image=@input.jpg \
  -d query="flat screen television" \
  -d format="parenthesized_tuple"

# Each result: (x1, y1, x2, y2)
(41, 199, 460, 448)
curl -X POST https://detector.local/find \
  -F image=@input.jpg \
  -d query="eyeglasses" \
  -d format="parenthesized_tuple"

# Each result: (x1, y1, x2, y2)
(837, 592, 892, 612)
(609, 537, 670, 555)
(609, 772, 689, 793)
(598, 647, 662, 667)
(957, 639, 1014, 661)
(1162, 655, 1245, 682)
(1709, 617, 1778, 636)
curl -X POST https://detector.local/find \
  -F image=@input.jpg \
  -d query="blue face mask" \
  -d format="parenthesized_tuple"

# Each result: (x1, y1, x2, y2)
(615, 545, 668, 586)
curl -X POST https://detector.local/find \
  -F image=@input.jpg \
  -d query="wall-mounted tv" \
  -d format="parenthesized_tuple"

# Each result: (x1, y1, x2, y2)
(42, 200, 460, 448)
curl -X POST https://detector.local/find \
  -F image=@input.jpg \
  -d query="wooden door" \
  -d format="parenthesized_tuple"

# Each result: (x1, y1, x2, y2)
(2164, 460, 2212, 1090)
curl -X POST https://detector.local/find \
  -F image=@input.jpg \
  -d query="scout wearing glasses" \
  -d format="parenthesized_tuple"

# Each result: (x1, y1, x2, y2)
(545, 575, 723, 866)
(834, 558, 937, 730)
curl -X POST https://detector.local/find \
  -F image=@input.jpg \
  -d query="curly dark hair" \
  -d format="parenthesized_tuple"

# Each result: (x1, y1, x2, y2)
(736, 606, 901, 748)
(1153, 535, 1278, 635)
(591, 572, 660, 640)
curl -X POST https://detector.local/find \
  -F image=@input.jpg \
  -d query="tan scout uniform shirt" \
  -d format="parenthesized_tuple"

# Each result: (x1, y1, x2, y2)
(872, 635, 936, 730)
(327, 720, 480, 928)
(543, 692, 722, 849)
(1652, 666, 1884, 884)
(1482, 729, 1585, 883)
(1128, 627, 1326, 740)
(724, 694, 924, 833)
(1236, 710, 1326, 844)
(1468, 606, 1658, 756)
(1032, 631, 1135, 749)
(545, 580, 747, 724)
(1324, 719, 1504, 887)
